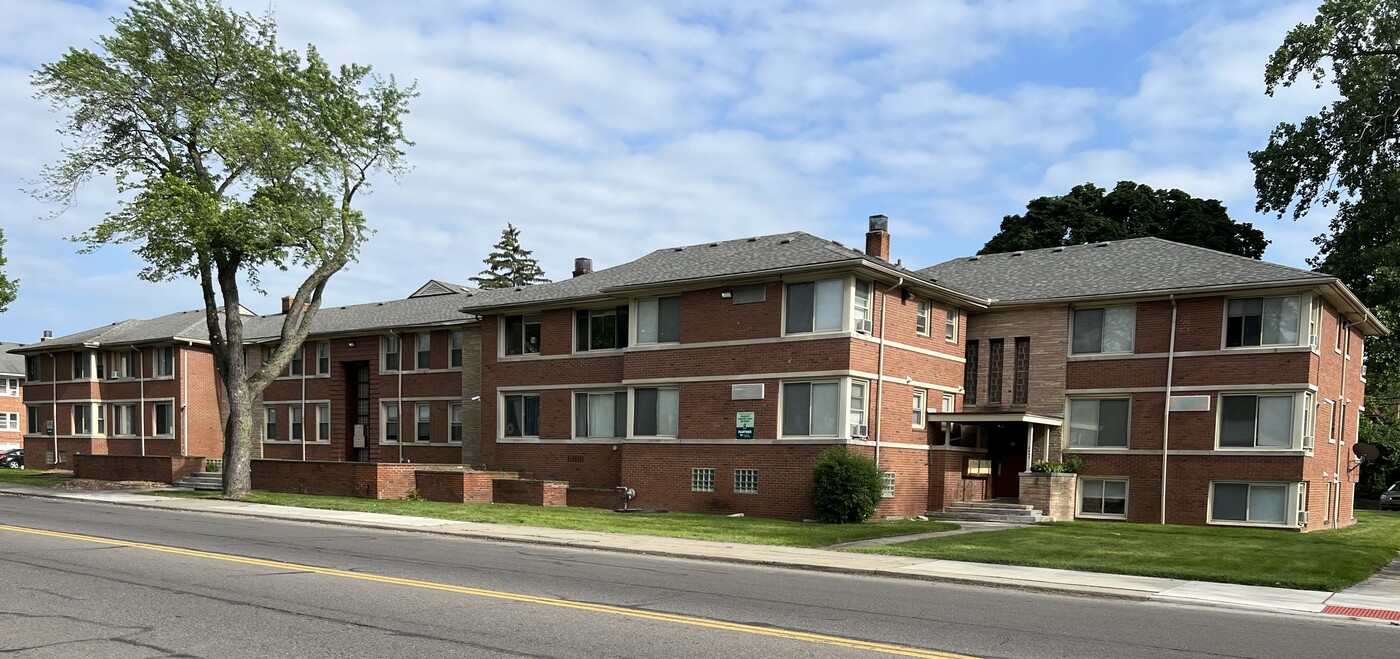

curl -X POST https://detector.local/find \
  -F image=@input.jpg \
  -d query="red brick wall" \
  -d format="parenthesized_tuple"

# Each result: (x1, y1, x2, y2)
(415, 469, 519, 503)
(567, 486, 624, 509)
(72, 454, 206, 484)
(250, 459, 447, 499)
(494, 479, 568, 506)
(0, 375, 23, 447)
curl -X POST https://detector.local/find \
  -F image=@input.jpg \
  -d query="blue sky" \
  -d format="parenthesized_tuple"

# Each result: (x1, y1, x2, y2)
(0, 0, 1338, 343)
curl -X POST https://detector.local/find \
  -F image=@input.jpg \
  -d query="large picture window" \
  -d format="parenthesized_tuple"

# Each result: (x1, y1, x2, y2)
(1219, 394, 1295, 448)
(1226, 296, 1300, 347)
(1072, 307, 1135, 354)
(503, 394, 539, 437)
(1068, 399, 1129, 447)
(633, 388, 679, 437)
(504, 314, 541, 356)
(785, 279, 844, 334)
(575, 391, 627, 438)
(636, 297, 681, 344)
(781, 381, 841, 437)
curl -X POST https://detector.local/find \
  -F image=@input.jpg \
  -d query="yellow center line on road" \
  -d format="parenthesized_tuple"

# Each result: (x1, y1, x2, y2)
(1, 523, 977, 658)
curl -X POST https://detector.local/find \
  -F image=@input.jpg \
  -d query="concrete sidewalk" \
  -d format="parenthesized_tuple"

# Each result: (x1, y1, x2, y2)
(4, 483, 1399, 624)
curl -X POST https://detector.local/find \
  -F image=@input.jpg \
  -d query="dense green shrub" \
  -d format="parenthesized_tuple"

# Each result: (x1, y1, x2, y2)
(811, 446, 885, 523)
(1029, 457, 1085, 473)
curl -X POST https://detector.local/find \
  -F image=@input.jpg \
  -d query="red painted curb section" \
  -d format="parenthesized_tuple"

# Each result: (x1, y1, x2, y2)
(1322, 605, 1400, 621)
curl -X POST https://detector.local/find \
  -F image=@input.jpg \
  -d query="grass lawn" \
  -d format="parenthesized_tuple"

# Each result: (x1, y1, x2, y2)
(0, 469, 74, 487)
(151, 490, 955, 547)
(848, 511, 1400, 591)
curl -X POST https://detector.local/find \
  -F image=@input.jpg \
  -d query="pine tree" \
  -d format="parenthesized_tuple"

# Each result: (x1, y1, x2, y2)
(470, 223, 551, 289)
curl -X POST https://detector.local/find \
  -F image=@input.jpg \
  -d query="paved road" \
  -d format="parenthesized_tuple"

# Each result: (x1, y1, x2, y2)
(0, 494, 1395, 658)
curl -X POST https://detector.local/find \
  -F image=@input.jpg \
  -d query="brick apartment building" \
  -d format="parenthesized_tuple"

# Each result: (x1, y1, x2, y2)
(248, 280, 480, 465)
(12, 311, 229, 468)
(461, 218, 1383, 529)
(1, 343, 26, 450)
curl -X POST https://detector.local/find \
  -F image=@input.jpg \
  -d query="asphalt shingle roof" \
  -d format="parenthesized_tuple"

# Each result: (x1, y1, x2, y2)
(0, 342, 25, 376)
(917, 237, 1334, 302)
(12, 309, 218, 352)
(459, 231, 975, 311)
(245, 288, 476, 341)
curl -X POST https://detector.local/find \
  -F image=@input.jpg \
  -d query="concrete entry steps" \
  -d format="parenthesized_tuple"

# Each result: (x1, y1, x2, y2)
(175, 472, 224, 491)
(927, 499, 1047, 524)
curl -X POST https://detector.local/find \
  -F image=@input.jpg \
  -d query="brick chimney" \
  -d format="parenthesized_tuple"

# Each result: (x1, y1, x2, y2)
(281, 295, 294, 313)
(40, 329, 53, 342)
(865, 214, 890, 262)
(572, 257, 593, 278)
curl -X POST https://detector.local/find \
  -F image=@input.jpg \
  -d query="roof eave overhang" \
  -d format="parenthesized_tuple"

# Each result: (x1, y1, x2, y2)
(244, 317, 480, 345)
(927, 412, 1064, 427)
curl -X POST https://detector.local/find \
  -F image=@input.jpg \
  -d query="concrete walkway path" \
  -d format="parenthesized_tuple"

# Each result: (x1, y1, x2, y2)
(4, 483, 1399, 625)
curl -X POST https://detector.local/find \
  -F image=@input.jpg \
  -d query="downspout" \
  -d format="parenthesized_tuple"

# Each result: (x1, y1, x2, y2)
(181, 341, 191, 456)
(138, 347, 146, 456)
(49, 353, 57, 467)
(873, 277, 903, 469)
(1161, 295, 1177, 525)
(300, 347, 307, 462)
(1335, 321, 1350, 529)
(392, 330, 403, 464)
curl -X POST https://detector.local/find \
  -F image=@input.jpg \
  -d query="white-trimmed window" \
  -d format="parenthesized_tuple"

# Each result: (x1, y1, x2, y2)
(633, 387, 679, 437)
(852, 279, 872, 331)
(450, 403, 463, 443)
(782, 381, 840, 437)
(1225, 296, 1301, 347)
(317, 403, 330, 441)
(2, 378, 18, 396)
(417, 403, 431, 442)
(945, 307, 959, 342)
(290, 346, 305, 376)
(637, 296, 681, 345)
(1078, 479, 1128, 517)
(96, 405, 105, 435)
(416, 333, 431, 370)
(1303, 391, 1316, 450)
(912, 389, 927, 429)
(113, 403, 135, 436)
(849, 380, 868, 437)
(1308, 296, 1322, 348)
(1210, 481, 1296, 526)
(290, 404, 304, 441)
(264, 406, 277, 441)
(1067, 399, 1129, 447)
(882, 472, 895, 498)
(941, 393, 961, 443)
(155, 346, 174, 377)
(1219, 394, 1296, 449)
(110, 350, 134, 379)
(574, 391, 627, 438)
(73, 351, 92, 379)
(317, 341, 331, 375)
(1072, 307, 1134, 354)
(785, 279, 845, 334)
(504, 314, 541, 356)
(576, 307, 628, 351)
(916, 299, 930, 336)
(450, 331, 463, 368)
(154, 402, 174, 436)
(734, 468, 759, 494)
(383, 403, 399, 443)
(503, 393, 539, 437)
(383, 336, 401, 372)
(73, 405, 93, 434)
(692, 467, 715, 492)
(0, 412, 18, 431)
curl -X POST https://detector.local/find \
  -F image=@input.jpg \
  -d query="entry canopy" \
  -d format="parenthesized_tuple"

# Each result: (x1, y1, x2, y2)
(925, 412, 1063, 427)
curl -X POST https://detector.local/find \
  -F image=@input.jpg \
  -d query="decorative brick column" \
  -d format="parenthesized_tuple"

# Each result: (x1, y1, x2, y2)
(1019, 472, 1078, 521)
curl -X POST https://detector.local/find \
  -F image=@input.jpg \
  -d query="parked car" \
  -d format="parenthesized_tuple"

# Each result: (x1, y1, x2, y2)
(1382, 483, 1400, 511)
(0, 449, 22, 469)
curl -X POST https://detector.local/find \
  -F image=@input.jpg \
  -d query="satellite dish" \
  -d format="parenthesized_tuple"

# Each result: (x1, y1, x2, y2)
(1353, 443, 1381, 463)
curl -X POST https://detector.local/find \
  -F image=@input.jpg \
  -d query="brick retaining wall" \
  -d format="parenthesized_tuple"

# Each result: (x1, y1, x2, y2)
(493, 479, 568, 506)
(415, 469, 520, 503)
(72, 454, 207, 484)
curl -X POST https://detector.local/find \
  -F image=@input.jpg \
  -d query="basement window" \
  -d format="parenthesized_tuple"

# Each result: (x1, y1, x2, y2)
(734, 468, 759, 494)
(691, 468, 715, 493)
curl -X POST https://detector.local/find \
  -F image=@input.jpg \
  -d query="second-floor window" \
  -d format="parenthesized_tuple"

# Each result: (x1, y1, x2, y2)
(964, 340, 979, 405)
(945, 307, 959, 342)
(111, 350, 134, 379)
(1013, 337, 1031, 405)
(1226, 296, 1300, 348)
(383, 336, 401, 371)
(785, 279, 845, 334)
(317, 342, 330, 375)
(912, 389, 926, 429)
(2, 378, 18, 396)
(504, 314, 541, 356)
(450, 331, 463, 367)
(290, 347, 305, 376)
(916, 299, 930, 336)
(73, 351, 92, 379)
(1220, 394, 1295, 448)
(155, 347, 174, 377)
(636, 297, 681, 344)
(1068, 398, 1129, 448)
(1073, 307, 1134, 354)
(577, 307, 629, 351)
(26, 356, 40, 382)
(416, 333, 431, 369)
(986, 339, 1004, 404)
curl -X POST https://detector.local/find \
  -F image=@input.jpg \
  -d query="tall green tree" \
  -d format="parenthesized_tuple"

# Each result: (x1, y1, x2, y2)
(981, 181, 1269, 257)
(469, 223, 551, 289)
(32, 0, 414, 497)
(1251, 0, 1400, 492)
(0, 228, 16, 313)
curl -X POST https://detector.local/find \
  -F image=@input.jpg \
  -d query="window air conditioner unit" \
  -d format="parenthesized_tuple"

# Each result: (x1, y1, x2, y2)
(851, 423, 869, 438)
(1302, 435, 1314, 450)
(856, 319, 873, 334)
(1298, 510, 1310, 526)
(111, 371, 123, 379)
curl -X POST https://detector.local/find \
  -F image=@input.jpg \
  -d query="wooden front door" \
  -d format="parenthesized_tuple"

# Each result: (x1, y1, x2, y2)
(990, 427, 1026, 499)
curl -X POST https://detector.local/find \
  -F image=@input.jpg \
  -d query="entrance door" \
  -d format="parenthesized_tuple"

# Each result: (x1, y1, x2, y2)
(345, 362, 371, 462)
(990, 426, 1026, 499)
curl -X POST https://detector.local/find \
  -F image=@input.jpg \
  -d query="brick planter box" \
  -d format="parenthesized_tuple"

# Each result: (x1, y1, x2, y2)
(415, 469, 520, 503)
(1019, 471, 1078, 521)
(73, 454, 206, 484)
(494, 479, 568, 506)
(251, 460, 461, 499)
